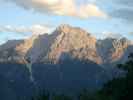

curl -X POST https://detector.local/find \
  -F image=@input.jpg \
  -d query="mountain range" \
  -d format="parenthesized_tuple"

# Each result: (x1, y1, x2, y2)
(0, 24, 133, 99)
(0, 24, 132, 66)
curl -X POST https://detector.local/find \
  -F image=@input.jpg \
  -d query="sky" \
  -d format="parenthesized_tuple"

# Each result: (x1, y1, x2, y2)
(0, 0, 133, 44)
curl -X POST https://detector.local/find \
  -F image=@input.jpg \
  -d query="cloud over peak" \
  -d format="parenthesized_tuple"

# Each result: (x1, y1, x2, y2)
(4, 0, 107, 18)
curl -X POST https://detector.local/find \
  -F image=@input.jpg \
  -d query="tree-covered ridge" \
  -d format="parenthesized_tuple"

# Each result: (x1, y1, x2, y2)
(95, 53, 133, 100)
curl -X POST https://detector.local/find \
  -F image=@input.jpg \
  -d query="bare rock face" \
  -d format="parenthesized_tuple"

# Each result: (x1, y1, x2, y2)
(15, 35, 38, 56)
(0, 40, 23, 63)
(111, 38, 130, 62)
(25, 33, 56, 63)
(46, 25, 102, 64)
(0, 35, 38, 63)
(0, 40, 23, 51)
(97, 37, 131, 64)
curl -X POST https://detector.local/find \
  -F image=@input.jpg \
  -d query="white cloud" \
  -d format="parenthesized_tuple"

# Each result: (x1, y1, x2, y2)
(0, 25, 52, 35)
(78, 4, 107, 18)
(4, 0, 107, 19)
(31, 25, 51, 35)
(102, 31, 122, 39)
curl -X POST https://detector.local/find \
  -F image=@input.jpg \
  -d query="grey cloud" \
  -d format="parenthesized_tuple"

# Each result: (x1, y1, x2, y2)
(110, 8, 133, 22)
(115, 0, 133, 7)
(109, 0, 133, 22)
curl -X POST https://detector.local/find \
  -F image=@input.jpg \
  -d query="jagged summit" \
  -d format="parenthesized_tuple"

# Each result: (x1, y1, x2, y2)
(56, 24, 90, 35)
(97, 37, 131, 64)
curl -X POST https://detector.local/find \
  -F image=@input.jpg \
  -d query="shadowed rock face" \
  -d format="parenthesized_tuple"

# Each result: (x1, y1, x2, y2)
(0, 59, 110, 99)
(32, 58, 109, 93)
(0, 74, 17, 100)
(0, 64, 35, 100)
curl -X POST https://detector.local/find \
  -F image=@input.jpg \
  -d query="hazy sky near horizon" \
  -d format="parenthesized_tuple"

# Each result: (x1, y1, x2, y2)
(0, 0, 133, 44)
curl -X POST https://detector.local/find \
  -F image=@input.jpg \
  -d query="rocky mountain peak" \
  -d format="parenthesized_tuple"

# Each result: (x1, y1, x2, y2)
(50, 25, 97, 51)
(56, 24, 90, 37)
(46, 25, 101, 64)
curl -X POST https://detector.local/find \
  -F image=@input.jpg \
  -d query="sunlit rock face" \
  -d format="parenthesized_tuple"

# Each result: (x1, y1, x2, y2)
(46, 25, 102, 64)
